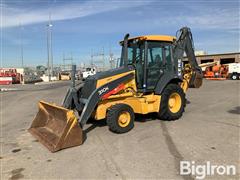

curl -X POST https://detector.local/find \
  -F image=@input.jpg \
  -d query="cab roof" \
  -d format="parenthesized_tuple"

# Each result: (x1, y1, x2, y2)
(129, 35, 176, 42)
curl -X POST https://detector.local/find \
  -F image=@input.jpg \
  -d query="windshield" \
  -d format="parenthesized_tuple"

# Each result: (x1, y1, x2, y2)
(120, 41, 144, 67)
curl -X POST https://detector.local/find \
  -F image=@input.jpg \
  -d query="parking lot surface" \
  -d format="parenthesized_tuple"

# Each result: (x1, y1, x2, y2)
(1, 80, 239, 179)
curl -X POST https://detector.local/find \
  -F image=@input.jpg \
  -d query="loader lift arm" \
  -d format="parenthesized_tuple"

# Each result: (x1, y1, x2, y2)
(63, 71, 134, 128)
(173, 27, 203, 89)
(77, 73, 134, 127)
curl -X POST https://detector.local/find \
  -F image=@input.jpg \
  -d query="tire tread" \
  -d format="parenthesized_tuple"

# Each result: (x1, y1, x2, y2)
(158, 84, 186, 121)
(106, 104, 134, 133)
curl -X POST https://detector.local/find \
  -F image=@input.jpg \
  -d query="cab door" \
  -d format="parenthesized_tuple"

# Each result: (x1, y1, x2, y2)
(145, 42, 174, 90)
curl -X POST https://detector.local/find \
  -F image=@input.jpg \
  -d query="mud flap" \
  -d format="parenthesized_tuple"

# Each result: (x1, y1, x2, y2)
(28, 101, 83, 152)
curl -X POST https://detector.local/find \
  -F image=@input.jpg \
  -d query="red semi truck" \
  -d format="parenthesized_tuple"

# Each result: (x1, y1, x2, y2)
(0, 68, 22, 85)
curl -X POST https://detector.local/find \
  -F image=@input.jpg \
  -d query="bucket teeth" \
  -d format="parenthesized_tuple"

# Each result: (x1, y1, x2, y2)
(28, 101, 83, 152)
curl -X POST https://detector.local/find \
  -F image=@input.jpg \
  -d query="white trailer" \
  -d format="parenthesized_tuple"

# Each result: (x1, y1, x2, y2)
(227, 63, 240, 80)
(82, 67, 96, 80)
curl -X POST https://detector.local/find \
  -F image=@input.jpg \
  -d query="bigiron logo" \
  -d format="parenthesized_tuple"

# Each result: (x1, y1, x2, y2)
(98, 87, 109, 96)
(180, 161, 236, 179)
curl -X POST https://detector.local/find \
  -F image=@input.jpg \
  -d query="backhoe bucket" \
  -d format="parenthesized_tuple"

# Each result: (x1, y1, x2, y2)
(28, 101, 83, 152)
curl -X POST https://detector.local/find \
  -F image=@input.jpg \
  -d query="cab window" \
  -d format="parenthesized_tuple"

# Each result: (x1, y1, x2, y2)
(165, 45, 173, 71)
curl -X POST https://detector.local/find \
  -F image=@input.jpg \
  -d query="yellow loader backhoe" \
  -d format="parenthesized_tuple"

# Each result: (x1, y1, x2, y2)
(29, 27, 203, 152)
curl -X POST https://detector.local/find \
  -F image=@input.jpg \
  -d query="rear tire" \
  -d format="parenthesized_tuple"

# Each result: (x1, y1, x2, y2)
(231, 74, 238, 80)
(158, 84, 186, 120)
(106, 104, 134, 133)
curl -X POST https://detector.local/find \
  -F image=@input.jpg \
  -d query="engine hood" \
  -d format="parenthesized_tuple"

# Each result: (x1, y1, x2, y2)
(81, 66, 134, 99)
(90, 66, 134, 80)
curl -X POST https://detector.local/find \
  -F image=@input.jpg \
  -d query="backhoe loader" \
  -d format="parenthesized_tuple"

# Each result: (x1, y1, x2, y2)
(29, 27, 203, 152)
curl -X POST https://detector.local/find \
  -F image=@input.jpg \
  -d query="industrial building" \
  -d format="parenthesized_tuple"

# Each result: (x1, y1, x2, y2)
(183, 52, 240, 65)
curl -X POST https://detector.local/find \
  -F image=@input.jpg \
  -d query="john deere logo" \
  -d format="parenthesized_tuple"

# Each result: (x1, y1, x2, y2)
(98, 87, 109, 96)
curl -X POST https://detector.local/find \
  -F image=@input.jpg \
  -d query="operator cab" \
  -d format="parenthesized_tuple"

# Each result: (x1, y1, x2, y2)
(120, 35, 177, 91)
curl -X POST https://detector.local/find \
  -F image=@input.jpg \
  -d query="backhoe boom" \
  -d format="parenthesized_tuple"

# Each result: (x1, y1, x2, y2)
(173, 27, 203, 89)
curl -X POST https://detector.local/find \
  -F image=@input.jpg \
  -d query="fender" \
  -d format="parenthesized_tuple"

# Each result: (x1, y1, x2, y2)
(154, 72, 182, 95)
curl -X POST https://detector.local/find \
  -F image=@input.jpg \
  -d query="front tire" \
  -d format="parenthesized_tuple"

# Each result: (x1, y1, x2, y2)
(106, 104, 134, 133)
(158, 84, 186, 120)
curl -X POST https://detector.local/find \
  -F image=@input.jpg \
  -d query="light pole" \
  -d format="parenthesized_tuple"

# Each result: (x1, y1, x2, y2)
(19, 23, 24, 68)
(46, 14, 53, 81)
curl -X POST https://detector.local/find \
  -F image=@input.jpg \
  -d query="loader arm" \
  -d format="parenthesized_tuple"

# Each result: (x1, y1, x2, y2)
(173, 27, 203, 90)
(62, 72, 134, 128)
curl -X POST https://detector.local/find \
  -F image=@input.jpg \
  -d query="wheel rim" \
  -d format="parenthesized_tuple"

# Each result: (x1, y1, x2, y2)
(118, 111, 131, 127)
(168, 92, 182, 113)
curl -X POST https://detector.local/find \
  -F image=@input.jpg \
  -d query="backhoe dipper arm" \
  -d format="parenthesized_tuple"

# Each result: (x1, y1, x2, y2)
(173, 27, 203, 89)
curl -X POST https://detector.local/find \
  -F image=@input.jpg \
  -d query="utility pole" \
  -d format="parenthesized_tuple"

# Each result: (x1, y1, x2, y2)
(91, 49, 93, 68)
(46, 13, 53, 81)
(102, 47, 105, 71)
(109, 46, 115, 69)
(63, 53, 65, 71)
(19, 23, 24, 68)
(63, 52, 74, 71)
(70, 52, 73, 65)
(90, 47, 105, 71)
(50, 23, 53, 77)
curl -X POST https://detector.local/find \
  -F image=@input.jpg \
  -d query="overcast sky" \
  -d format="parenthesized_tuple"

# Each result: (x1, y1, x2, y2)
(1, 0, 239, 67)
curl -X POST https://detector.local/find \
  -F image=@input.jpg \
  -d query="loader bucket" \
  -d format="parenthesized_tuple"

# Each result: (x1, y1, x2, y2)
(28, 101, 83, 152)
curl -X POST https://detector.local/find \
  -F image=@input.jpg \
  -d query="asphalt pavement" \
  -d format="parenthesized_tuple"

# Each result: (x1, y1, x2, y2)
(1, 80, 239, 179)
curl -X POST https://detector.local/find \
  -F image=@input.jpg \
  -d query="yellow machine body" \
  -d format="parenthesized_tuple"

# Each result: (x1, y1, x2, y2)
(96, 70, 137, 89)
(122, 35, 176, 43)
(94, 70, 162, 120)
(29, 27, 202, 152)
(95, 93, 161, 120)
(28, 65, 194, 152)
